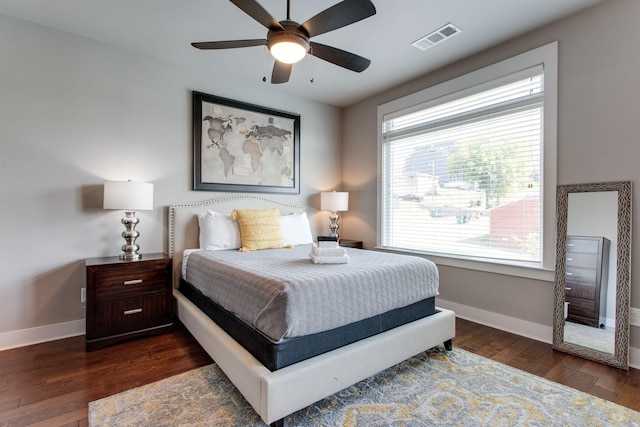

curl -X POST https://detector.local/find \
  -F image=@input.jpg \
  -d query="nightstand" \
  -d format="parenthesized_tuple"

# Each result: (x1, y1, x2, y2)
(85, 253, 173, 351)
(339, 239, 363, 249)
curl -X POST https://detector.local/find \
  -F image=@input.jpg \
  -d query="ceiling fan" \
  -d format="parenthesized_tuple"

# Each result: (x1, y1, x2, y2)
(191, 0, 376, 84)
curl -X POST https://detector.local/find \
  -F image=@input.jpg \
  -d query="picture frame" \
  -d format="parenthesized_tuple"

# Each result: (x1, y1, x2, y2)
(192, 91, 300, 194)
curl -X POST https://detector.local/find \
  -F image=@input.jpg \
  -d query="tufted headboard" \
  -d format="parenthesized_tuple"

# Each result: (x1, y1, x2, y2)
(168, 195, 305, 287)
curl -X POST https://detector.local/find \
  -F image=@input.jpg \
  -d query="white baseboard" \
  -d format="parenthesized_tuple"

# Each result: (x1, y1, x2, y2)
(0, 319, 85, 351)
(438, 299, 553, 344)
(438, 299, 640, 370)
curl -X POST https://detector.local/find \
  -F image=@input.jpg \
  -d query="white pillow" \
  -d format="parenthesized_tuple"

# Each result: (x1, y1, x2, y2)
(280, 212, 314, 246)
(197, 210, 241, 250)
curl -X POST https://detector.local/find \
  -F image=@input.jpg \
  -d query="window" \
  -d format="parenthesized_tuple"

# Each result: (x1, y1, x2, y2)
(378, 43, 557, 275)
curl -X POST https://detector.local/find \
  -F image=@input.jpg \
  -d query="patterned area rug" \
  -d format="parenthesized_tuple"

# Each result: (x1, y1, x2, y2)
(89, 348, 639, 426)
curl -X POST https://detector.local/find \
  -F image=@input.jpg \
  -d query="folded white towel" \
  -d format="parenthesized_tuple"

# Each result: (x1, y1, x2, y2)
(310, 254, 350, 264)
(310, 244, 347, 257)
(317, 240, 339, 248)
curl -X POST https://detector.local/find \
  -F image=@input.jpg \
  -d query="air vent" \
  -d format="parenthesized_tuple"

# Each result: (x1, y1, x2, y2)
(412, 23, 461, 51)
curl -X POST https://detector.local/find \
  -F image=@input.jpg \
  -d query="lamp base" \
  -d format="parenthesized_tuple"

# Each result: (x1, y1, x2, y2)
(120, 211, 142, 260)
(328, 211, 340, 239)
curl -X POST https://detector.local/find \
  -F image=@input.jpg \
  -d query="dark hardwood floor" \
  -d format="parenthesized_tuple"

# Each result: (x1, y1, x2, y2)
(0, 318, 638, 426)
(0, 324, 212, 427)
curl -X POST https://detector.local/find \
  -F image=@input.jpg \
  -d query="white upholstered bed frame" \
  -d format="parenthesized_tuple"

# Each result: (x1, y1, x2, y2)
(168, 195, 456, 426)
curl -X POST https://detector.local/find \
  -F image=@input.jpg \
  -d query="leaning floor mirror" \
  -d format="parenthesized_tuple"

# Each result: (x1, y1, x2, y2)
(553, 181, 632, 370)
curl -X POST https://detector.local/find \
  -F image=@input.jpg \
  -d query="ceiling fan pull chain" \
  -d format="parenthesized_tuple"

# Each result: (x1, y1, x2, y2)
(309, 48, 314, 83)
(262, 45, 268, 82)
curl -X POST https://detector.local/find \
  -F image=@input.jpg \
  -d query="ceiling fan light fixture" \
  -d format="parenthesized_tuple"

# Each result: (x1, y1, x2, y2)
(267, 29, 309, 64)
(270, 40, 307, 64)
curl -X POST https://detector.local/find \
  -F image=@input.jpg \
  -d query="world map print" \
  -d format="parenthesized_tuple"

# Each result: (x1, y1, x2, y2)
(200, 101, 296, 188)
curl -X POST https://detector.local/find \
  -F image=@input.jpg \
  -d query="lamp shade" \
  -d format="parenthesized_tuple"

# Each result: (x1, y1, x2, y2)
(103, 181, 154, 211)
(321, 191, 349, 212)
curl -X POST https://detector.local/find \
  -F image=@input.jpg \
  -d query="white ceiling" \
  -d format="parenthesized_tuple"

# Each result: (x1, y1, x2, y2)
(0, 0, 606, 107)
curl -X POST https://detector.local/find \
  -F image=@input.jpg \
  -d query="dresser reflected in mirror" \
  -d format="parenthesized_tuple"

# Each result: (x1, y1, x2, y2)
(553, 181, 631, 370)
(564, 214, 614, 353)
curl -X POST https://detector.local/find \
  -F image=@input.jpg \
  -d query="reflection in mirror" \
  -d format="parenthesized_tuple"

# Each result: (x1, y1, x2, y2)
(553, 181, 631, 370)
(565, 192, 616, 354)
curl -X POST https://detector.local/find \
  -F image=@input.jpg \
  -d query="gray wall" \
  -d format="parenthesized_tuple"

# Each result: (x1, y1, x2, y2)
(342, 0, 640, 352)
(0, 14, 342, 340)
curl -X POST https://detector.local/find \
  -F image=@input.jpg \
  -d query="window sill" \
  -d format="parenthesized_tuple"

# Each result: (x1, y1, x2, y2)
(374, 246, 555, 282)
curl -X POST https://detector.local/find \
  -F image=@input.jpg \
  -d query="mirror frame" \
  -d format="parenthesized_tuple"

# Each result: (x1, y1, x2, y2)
(553, 181, 632, 370)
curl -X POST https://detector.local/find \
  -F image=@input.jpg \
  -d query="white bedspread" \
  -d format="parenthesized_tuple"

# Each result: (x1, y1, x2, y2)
(184, 244, 439, 341)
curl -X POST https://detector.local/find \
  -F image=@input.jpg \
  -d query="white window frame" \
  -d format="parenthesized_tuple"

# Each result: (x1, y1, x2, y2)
(376, 42, 557, 281)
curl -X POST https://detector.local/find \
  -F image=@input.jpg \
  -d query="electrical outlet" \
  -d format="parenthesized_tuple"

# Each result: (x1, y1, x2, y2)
(81, 287, 86, 303)
(630, 307, 640, 327)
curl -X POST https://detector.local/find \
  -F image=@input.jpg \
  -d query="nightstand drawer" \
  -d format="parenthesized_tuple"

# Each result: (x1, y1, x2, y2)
(92, 294, 170, 336)
(90, 262, 170, 300)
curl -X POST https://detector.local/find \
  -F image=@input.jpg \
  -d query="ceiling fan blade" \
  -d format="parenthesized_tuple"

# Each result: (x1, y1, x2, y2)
(310, 42, 371, 72)
(230, 0, 284, 31)
(271, 61, 292, 84)
(301, 0, 376, 38)
(192, 39, 266, 50)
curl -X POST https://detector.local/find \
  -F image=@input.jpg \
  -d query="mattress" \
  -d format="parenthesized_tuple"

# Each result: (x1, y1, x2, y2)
(183, 244, 439, 341)
(179, 279, 436, 371)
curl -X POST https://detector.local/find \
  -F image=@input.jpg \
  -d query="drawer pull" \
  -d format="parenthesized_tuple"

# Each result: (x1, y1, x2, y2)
(566, 272, 573, 276)
(123, 279, 143, 286)
(124, 308, 143, 315)
(567, 243, 574, 247)
(566, 257, 574, 261)
(565, 287, 572, 291)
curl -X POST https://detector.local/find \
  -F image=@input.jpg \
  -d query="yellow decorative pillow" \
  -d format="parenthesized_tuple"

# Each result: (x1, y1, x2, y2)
(231, 209, 286, 252)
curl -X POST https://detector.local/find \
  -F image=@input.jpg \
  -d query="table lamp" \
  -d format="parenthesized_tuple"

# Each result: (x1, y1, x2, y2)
(103, 180, 154, 260)
(320, 191, 349, 238)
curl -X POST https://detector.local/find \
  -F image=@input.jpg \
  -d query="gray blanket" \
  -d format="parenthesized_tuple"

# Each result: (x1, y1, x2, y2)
(185, 245, 439, 341)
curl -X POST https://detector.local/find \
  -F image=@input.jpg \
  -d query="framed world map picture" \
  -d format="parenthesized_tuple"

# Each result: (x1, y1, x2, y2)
(192, 91, 300, 194)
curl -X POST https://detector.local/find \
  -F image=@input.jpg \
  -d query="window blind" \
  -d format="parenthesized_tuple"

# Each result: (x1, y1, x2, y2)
(381, 68, 544, 264)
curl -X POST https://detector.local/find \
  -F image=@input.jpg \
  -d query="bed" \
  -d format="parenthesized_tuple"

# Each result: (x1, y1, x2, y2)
(169, 195, 456, 426)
